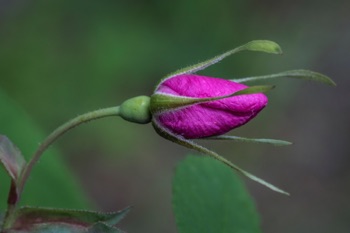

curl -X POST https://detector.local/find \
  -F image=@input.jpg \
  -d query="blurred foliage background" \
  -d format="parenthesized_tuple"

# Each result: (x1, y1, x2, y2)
(0, 0, 349, 232)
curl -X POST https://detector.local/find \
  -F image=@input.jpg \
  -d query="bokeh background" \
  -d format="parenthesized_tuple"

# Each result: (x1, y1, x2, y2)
(0, 0, 349, 232)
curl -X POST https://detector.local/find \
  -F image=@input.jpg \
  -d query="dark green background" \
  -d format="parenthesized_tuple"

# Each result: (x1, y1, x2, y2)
(0, 0, 349, 232)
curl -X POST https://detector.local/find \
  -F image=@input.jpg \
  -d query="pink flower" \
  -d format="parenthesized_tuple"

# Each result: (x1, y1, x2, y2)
(143, 40, 310, 195)
(151, 74, 268, 139)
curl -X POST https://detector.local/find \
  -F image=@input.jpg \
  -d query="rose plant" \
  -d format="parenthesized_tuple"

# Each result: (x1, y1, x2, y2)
(0, 40, 335, 232)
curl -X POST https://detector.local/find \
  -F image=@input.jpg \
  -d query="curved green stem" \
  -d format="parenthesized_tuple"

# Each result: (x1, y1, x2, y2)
(17, 106, 121, 195)
(2, 106, 121, 230)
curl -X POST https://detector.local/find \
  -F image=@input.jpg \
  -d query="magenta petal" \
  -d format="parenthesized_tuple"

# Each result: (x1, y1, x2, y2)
(154, 74, 268, 139)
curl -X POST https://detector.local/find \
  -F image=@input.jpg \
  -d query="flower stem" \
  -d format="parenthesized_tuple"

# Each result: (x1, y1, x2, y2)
(2, 202, 16, 230)
(2, 106, 120, 230)
(17, 106, 120, 195)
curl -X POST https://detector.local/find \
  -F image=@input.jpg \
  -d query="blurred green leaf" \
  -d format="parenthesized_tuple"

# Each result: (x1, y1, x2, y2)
(173, 155, 262, 233)
(7, 221, 124, 233)
(0, 212, 4, 226)
(86, 222, 124, 233)
(8, 223, 84, 233)
(10, 206, 129, 231)
(0, 135, 26, 205)
(0, 89, 89, 209)
(0, 135, 26, 181)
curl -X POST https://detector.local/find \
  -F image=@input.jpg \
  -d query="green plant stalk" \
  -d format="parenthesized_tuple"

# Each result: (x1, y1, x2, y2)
(2, 201, 16, 230)
(2, 106, 121, 230)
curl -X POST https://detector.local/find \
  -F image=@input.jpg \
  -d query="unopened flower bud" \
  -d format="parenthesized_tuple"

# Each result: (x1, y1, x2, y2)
(151, 74, 267, 139)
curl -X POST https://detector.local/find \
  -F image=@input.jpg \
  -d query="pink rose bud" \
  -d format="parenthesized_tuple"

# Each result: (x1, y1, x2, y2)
(151, 74, 268, 139)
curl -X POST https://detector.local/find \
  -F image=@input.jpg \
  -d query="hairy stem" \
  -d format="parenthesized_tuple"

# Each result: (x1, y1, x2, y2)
(18, 106, 121, 195)
(2, 106, 121, 230)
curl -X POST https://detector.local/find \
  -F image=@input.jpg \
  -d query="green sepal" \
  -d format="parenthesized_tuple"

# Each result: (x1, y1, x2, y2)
(163, 40, 282, 81)
(232, 69, 336, 86)
(150, 85, 274, 113)
(205, 135, 292, 146)
(152, 118, 289, 195)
